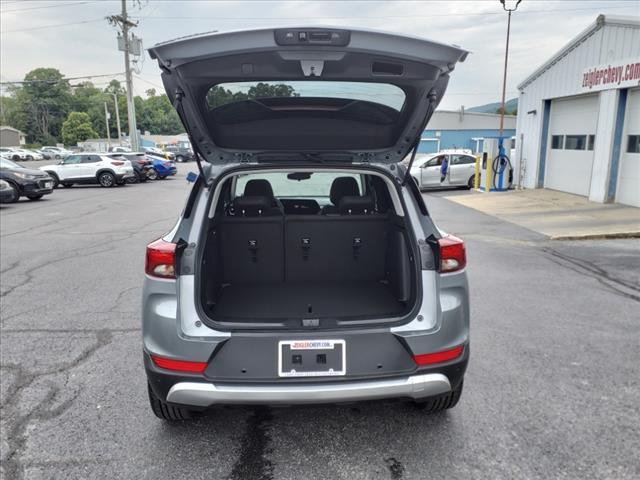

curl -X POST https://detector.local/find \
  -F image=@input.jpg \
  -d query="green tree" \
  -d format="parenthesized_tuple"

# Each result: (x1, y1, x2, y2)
(61, 112, 97, 146)
(206, 83, 298, 108)
(0, 94, 22, 128)
(20, 68, 72, 143)
(137, 93, 183, 135)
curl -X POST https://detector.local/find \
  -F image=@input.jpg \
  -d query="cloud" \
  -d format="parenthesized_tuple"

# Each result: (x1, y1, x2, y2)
(1, 0, 638, 109)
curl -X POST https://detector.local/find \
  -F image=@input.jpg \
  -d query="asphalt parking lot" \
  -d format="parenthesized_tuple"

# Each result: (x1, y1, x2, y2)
(1, 164, 639, 479)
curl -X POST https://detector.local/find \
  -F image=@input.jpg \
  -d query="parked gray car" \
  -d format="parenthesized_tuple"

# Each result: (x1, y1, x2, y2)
(143, 27, 470, 420)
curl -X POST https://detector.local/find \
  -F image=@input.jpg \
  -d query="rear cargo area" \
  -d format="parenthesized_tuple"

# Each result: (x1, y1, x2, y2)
(200, 213, 416, 325)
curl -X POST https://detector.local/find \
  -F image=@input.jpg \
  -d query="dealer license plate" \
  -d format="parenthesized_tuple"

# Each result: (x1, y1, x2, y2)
(278, 340, 346, 377)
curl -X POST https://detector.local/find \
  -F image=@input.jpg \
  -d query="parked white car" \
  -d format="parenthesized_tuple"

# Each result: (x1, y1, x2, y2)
(0, 148, 43, 161)
(409, 152, 479, 189)
(41, 146, 73, 159)
(39, 153, 134, 188)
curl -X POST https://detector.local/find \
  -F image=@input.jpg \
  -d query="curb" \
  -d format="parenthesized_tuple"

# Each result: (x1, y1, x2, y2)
(551, 232, 640, 241)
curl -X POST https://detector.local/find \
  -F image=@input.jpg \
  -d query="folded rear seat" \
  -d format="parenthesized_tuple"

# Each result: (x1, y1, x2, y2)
(285, 196, 389, 282)
(219, 196, 284, 284)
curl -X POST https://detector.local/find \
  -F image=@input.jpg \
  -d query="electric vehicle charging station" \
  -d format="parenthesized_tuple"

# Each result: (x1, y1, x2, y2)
(478, 137, 513, 192)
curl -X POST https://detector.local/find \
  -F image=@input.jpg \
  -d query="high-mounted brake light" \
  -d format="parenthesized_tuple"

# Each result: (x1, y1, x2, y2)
(151, 354, 207, 373)
(438, 235, 466, 273)
(413, 345, 464, 366)
(111, 161, 125, 166)
(145, 238, 176, 278)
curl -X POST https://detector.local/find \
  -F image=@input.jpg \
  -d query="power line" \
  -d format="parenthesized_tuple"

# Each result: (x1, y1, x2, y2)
(1, 73, 125, 85)
(1, 18, 104, 34)
(132, 4, 637, 20)
(134, 75, 164, 90)
(0, 1, 93, 13)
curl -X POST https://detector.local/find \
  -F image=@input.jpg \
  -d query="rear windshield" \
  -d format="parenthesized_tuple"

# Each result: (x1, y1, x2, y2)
(207, 81, 406, 111)
(235, 172, 362, 198)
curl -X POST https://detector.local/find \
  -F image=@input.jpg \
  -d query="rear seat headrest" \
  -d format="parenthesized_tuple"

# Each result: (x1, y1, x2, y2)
(244, 179, 275, 199)
(233, 196, 275, 216)
(330, 177, 359, 206)
(338, 195, 376, 215)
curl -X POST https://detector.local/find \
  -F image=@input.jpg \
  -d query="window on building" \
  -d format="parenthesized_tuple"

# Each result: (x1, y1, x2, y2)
(628, 135, 640, 154)
(551, 135, 564, 149)
(565, 135, 587, 150)
(587, 135, 595, 151)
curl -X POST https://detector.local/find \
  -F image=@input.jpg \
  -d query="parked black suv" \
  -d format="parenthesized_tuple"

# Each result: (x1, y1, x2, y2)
(0, 158, 54, 202)
(164, 145, 194, 163)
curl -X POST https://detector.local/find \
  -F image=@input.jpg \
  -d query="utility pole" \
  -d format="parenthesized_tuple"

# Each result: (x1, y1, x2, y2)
(104, 102, 111, 147)
(112, 93, 122, 145)
(107, 1, 139, 151)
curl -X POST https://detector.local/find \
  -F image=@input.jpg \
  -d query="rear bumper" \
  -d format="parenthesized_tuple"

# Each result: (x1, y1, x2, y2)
(166, 373, 451, 407)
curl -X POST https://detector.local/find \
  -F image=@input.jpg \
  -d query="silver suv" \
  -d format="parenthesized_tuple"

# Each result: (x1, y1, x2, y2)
(143, 27, 470, 420)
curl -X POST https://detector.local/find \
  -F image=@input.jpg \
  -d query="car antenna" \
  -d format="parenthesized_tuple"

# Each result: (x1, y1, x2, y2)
(173, 89, 209, 185)
(402, 89, 438, 187)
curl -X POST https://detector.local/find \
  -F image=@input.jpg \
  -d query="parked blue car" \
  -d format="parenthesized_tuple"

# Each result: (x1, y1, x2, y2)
(146, 154, 177, 180)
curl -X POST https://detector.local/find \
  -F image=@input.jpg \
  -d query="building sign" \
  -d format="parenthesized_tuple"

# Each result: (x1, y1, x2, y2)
(581, 58, 640, 92)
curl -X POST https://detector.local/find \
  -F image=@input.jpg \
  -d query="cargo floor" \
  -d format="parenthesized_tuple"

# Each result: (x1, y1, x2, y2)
(212, 281, 405, 320)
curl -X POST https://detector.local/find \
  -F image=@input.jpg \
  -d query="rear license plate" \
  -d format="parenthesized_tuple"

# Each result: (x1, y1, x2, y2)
(278, 340, 346, 377)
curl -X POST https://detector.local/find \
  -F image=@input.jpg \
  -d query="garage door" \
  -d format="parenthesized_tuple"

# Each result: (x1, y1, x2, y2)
(545, 95, 599, 196)
(616, 88, 640, 207)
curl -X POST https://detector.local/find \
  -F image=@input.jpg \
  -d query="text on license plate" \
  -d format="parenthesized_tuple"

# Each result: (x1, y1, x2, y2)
(278, 339, 346, 377)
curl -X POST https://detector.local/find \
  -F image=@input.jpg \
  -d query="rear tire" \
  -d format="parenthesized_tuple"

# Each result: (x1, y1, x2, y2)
(46, 172, 59, 189)
(126, 172, 140, 184)
(62, 183, 73, 188)
(98, 172, 115, 188)
(27, 194, 43, 201)
(415, 380, 463, 413)
(147, 383, 194, 421)
(468, 174, 478, 189)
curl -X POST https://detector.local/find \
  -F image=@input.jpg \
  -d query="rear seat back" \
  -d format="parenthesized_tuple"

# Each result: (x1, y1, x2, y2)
(219, 216, 284, 283)
(285, 215, 388, 282)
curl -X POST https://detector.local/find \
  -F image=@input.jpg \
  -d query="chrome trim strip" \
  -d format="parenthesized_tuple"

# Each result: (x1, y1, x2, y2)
(166, 373, 451, 407)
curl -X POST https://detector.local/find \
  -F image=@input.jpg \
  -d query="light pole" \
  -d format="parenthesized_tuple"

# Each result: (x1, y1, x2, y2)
(498, 0, 522, 137)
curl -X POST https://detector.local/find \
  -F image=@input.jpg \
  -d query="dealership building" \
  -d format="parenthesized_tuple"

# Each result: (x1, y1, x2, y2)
(419, 109, 516, 154)
(515, 15, 640, 207)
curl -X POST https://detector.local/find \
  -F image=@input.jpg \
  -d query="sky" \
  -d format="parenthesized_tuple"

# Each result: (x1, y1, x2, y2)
(1, 0, 639, 110)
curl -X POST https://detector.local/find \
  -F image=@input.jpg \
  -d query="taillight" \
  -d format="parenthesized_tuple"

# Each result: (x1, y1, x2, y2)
(150, 354, 207, 373)
(145, 238, 176, 278)
(413, 345, 464, 366)
(438, 235, 466, 273)
(163, 162, 172, 167)
(111, 161, 125, 166)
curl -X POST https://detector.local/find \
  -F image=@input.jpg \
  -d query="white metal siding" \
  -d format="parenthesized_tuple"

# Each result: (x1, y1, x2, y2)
(515, 20, 640, 200)
(545, 95, 598, 196)
(617, 88, 640, 207)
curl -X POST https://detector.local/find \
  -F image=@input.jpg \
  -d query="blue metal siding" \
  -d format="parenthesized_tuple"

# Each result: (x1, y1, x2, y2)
(607, 89, 628, 202)
(537, 100, 552, 188)
(419, 129, 515, 154)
